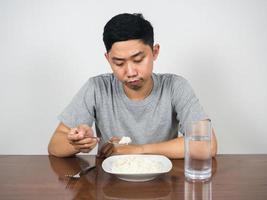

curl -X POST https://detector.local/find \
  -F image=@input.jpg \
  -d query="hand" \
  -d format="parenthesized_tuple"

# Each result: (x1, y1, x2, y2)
(98, 137, 119, 158)
(99, 137, 143, 158)
(67, 124, 100, 153)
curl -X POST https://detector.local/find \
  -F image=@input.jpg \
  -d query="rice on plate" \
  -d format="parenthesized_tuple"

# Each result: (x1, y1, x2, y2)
(102, 154, 172, 182)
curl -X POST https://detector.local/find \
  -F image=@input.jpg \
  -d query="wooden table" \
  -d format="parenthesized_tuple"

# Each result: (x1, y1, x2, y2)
(0, 155, 266, 200)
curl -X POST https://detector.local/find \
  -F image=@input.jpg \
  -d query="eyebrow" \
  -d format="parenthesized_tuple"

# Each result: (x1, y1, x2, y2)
(111, 51, 145, 62)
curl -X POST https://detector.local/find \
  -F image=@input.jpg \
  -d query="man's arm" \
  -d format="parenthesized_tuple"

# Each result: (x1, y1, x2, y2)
(48, 123, 80, 157)
(48, 123, 99, 157)
(113, 129, 217, 159)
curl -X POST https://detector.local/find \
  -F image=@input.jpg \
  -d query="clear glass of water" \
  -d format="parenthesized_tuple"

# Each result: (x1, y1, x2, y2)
(184, 119, 212, 181)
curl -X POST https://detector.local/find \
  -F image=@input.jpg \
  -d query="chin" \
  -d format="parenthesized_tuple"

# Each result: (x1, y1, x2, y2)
(123, 81, 141, 90)
(126, 84, 142, 90)
(130, 85, 142, 90)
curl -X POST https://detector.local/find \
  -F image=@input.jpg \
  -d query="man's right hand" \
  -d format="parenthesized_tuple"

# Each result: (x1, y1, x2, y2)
(67, 124, 100, 153)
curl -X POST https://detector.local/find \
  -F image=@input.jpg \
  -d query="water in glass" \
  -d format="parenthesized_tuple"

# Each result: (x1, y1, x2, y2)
(185, 135, 211, 180)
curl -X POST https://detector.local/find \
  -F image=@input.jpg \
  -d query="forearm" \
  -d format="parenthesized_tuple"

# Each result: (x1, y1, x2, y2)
(141, 131, 217, 159)
(142, 137, 184, 159)
(48, 130, 79, 157)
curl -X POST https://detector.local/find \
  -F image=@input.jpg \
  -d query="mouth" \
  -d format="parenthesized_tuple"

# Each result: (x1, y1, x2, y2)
(128, 80, 140, 85)
(124, 79, 143, 89)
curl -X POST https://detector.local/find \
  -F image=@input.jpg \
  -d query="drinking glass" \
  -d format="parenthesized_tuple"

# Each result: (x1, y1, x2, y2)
(184, 119, 212, 181)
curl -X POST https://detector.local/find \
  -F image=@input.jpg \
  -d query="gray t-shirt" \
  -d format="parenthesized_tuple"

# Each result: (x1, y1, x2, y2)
(58, 73, 208, 147)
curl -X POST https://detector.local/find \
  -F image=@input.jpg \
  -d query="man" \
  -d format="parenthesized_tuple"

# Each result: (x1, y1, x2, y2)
(48, 13, 217, 158)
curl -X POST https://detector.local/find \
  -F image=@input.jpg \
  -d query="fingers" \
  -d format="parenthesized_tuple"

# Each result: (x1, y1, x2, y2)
(71, 137, 98, 151)
(78, 142, 98, 153)
(67, 125, 100, 153)
(67, 128, 84, 141)
(99, 142, 114, 158)
(80, 149, 91, 153)
(72, 143, 96, 152)
(70, 137, 98, 145)
(78, 124, 94, 137)
(68, 125, 99, 142)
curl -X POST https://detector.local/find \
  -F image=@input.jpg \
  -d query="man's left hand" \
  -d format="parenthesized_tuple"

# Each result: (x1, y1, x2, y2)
(99, 137, 144, 158)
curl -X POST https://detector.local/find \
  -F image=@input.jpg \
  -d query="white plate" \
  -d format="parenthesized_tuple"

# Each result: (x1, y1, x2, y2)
(102, 154, 172, 182)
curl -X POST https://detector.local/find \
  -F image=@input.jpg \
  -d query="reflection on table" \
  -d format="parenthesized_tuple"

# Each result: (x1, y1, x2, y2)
(48, 155, 97, 199)
(48, 155, 216, 200)
(1, 155, 267, 200)
(184, 179, 212, 200)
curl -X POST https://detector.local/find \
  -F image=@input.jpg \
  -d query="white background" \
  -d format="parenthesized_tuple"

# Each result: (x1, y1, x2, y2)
(0, 0, 266, 154)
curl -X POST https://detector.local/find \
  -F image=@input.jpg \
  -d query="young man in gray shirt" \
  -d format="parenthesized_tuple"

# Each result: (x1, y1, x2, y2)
(48, 13, 217, 158)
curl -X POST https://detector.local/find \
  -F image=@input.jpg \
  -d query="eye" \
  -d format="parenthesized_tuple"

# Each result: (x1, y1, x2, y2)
(115, 62, 124, 67)
(133, 58, 144, 63)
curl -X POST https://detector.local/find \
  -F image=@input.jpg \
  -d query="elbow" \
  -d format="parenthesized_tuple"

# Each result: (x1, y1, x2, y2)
(47, 143, 57, 157)
(211, 137, 218, 158)
(47, 141, 61, 157)
(211, 146, 217, 158)
(47, 147, 67, 158)
(47, 142, 76, 158)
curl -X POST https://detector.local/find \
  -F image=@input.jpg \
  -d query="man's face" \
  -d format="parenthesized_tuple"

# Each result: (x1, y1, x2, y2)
(105, 39, 159, 91)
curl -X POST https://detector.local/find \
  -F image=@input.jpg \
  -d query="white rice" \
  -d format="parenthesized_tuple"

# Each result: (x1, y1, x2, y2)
(111, 156, 163, 173)
(118, 136, 132, 145)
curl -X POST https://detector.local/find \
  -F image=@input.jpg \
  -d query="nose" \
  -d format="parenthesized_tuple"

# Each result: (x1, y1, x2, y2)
(126, 63, 137, 78)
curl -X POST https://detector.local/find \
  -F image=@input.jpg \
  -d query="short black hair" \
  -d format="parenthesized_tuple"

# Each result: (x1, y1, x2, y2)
(103, 13, 154, 52)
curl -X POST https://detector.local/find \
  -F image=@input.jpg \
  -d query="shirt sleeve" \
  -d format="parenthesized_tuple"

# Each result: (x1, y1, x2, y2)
(171, 76, 209, 135)
(58, 78, 96, 128)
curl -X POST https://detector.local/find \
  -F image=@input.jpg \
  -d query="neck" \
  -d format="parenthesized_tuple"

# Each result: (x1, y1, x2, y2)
(123, 77, 153, 100)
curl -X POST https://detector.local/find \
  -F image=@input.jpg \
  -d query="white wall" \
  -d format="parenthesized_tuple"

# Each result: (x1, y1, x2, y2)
(0, 0, 266, 154)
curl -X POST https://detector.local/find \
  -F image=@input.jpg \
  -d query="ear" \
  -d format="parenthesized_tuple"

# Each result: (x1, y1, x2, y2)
(105, 52, 113, 66)
(104, 52, 109, 61)
(152, 44, 160, 61)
